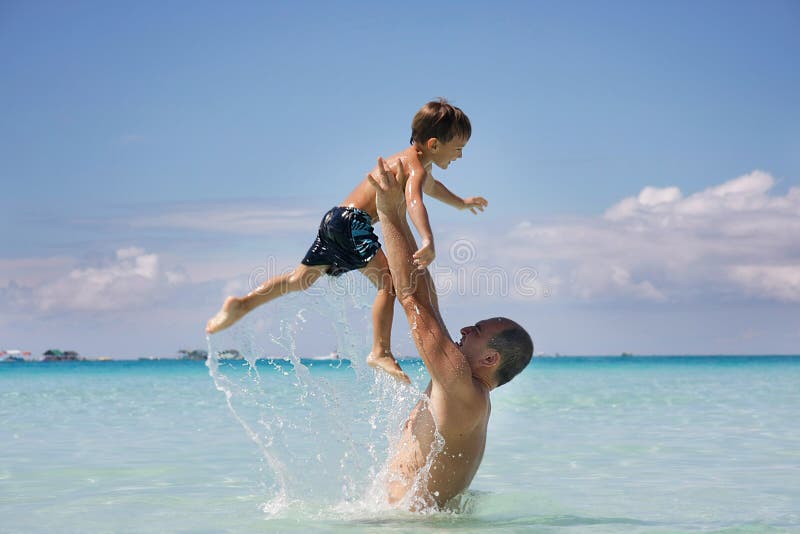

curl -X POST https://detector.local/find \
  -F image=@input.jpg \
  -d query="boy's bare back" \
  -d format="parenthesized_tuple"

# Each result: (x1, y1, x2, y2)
(340, 146, 428, 222)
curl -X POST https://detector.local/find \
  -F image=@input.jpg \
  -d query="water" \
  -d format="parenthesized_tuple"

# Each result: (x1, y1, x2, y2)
(2, 355, 799, 533)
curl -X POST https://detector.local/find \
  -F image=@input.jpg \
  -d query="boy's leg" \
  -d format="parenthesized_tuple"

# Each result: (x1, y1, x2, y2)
(206, 263, 327, 333)
(360, 249, 410, 383)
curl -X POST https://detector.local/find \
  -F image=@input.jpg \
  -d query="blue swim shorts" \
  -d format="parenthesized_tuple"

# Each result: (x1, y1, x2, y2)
(301, 206, 381, 276)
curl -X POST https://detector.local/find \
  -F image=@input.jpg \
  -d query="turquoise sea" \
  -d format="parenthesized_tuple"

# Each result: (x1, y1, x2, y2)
(2, 355, 799, 533)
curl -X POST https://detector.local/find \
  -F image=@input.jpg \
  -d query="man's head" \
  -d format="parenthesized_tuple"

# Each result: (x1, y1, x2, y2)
(410, 99, 472, 167)
(457, 317, 533, 388)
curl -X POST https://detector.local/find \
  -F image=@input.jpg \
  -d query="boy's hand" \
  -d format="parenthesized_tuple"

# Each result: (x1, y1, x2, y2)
(462, 196, 489, 214)
(413, 241, 435, 270)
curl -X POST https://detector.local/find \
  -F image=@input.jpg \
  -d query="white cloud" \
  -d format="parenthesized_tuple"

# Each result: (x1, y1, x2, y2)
(606, 170, 789, 220)
(478, 170, 800, 303)
(4, 247, 189, 313)
(569, 263, 667, 302)
(128, 204, 320, 235)
(0, 256, 77, 286)
(605, 185, 683, 220)
(5, 172, 797, 318)
(728, 265, 800, 302)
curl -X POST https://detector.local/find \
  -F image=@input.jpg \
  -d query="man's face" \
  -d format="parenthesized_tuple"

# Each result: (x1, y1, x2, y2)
(456, 317, 508, 364)
(431, 136, 468, 170)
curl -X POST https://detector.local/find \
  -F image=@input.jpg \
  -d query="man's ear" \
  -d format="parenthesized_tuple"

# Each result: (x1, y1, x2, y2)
(481, 349, 500, 369)
(426, 138, 439, 151)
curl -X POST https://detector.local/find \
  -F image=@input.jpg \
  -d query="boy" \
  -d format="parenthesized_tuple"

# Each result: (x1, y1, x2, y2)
(206, 99, 488, 383)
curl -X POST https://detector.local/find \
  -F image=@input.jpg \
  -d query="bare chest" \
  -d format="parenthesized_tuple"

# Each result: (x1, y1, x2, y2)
(388, 395, 489, 506)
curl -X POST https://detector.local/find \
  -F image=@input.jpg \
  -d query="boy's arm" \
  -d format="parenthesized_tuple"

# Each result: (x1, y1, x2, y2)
(425, 177, 489, 214)
(405, 159, 436, 269)
(369, 159, 473, 392)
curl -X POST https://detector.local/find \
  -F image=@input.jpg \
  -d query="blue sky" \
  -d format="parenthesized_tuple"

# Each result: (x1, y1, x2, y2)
(2, 0, 799, 358)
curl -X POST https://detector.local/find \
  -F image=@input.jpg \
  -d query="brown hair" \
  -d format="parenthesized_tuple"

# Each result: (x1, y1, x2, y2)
(489, 320, 534, 387)
(410, 98, 472, 145)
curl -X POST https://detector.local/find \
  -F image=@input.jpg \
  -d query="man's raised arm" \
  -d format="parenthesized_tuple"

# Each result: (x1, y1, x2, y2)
(368, 159, 471, 389)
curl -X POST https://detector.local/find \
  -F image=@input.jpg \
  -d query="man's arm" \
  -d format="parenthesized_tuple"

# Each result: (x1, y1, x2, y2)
(369, 159, 473, 390)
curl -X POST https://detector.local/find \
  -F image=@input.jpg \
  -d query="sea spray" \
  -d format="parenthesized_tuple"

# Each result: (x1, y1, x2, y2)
(204, 273, 437, 517)
(205, 331, 291, 510)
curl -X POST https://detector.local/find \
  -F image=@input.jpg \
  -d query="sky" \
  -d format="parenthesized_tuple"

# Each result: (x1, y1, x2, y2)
(2, 0, 799, 358)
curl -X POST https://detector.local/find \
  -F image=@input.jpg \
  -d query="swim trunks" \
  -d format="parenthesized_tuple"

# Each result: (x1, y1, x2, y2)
(301, 207, 381, 276)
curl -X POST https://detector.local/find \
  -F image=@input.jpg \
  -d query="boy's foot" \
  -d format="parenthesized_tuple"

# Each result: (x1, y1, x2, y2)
(206, 297, 246, 334)
(367, 351, 411, 384)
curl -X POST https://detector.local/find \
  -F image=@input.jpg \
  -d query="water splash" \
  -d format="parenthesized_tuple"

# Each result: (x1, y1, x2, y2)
(205, 333, 290, 508)
(204, 273, 448, 517)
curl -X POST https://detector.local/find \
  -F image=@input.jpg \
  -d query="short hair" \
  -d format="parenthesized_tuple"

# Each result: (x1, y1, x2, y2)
(489, 320, 534, 387)
(410, 98, 472, 146)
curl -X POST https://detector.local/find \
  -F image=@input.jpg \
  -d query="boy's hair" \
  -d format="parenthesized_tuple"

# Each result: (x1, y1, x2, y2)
(410, 98, 472, 146)
(489, 320, 534, 387)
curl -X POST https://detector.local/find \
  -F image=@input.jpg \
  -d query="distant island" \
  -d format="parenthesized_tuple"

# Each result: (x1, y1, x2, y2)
(1, 347, 340, 363)
(1, 349, 83, 362)
(1, 348, 222, 363)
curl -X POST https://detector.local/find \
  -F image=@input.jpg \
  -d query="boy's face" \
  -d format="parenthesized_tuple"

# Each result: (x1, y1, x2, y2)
(429, 136, 468, 170)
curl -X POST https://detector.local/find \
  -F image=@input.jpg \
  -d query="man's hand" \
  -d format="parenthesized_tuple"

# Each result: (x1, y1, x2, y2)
(462, 196, 489, 214)
(367, 157, 406, 218)
(368, 157, 420, 297)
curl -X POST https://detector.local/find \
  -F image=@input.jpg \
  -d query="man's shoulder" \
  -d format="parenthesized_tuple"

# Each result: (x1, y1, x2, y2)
(431, 380, 490, 434)
(432, 375, 490, 411)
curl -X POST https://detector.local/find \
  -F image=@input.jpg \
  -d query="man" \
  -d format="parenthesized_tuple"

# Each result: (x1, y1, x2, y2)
(368, 158, 534, 510)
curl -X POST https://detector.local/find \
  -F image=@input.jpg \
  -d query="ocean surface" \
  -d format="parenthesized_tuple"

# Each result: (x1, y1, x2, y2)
(2, 354, 800, 533)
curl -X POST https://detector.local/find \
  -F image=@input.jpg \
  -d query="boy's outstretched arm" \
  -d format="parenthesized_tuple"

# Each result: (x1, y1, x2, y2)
(424, 178, 489, 214)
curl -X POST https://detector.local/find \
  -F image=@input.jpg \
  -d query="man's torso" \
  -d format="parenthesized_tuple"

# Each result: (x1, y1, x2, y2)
(387, 381, 489, 509)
